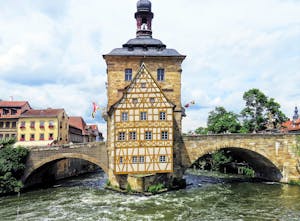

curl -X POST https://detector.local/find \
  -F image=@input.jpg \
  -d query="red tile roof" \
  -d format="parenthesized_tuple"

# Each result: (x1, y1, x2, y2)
(21, 109, 64, 117)
(69, 116, 87, 133)
(0, 101, 30, 108)
(282, 119, 300, 132)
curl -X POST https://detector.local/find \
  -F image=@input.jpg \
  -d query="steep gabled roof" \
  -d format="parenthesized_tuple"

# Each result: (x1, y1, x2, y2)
(69, 116, 86, 130)
(109, 63, 175, 114)
(21, 109, 65, 118)
(0, 101, 31, 108)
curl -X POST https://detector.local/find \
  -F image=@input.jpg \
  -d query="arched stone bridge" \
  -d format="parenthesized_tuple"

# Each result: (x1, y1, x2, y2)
(22, 134, 300, 183)
(180, 134, 300, 182)
(22, 142, 108, 183)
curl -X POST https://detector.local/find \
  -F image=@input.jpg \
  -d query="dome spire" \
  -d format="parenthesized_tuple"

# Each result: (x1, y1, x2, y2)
(135, 0, 153, 37)
(293, 106, 299, 121)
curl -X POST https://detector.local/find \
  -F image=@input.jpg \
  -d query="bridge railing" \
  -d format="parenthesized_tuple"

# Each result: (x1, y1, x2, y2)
(28, 141, 106, 152)
(182, 133, 300, 139)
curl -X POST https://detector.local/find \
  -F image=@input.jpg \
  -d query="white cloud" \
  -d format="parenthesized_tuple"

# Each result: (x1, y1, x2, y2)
(0, 0, 299, 135)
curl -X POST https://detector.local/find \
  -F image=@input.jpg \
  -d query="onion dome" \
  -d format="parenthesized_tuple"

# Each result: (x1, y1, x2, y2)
(137, 0, 152, 12)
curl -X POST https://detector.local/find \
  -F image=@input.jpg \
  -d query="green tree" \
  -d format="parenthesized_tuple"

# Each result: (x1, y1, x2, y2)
(211, 150, 232, 171)
(194, 127, 208, 135)
(241, 89, 287, 133)
(266, 98, 288, 127)
(0, 138, 29, 196)
(207, 106, 241, 134)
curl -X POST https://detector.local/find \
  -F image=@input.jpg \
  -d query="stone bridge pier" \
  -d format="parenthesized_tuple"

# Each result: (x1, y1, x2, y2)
(22, 142, 108, 183)
(180, 134, 300, 182)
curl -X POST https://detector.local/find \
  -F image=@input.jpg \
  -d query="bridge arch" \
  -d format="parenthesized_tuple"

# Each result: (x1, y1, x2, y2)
(181, 134, 300, 182)
(22, 152, 108, 183)
(22, 142, 108, 183)
(188, 146, 283, 181)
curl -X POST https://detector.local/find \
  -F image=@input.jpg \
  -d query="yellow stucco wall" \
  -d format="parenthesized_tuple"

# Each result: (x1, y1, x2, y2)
(17, 111, 69, 145)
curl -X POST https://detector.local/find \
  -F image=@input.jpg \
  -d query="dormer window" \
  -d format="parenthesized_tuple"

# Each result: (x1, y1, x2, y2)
(11, 109, 17, 115)
(3, 109, 9, 115)
(125, 69, 132, 81)
(141, 83, 146, 88)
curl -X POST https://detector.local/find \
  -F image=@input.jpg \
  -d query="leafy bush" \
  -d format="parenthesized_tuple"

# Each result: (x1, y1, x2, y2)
(126, 183, 132, 192)
(289, 180, 300, 186)
(241, 166, 255, 177)
(147, 183, 165, 194)
(0, 138, 29, 196)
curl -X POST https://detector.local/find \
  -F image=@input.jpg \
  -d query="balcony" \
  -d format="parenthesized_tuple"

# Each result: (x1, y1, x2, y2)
(20, 126, 25, 129)
(30, 126, 35, 129)
(40, 125, 45, 129)
(19, 138, 25, 141)
(30, 138, 35, 141)
(49, 125, 54, 129)
(39, 138, 44, 141)
(49, 137, 54, 140)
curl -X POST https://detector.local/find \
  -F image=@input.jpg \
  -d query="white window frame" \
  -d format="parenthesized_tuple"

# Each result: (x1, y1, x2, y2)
(140, 112, 147, 121)
(160, 112, 166, 120)
(118, 132, 126, 141)
(121, 112, 128, 121)
(132, 156, 138, 164)
(125, 69, 132, 81)
(145, 131, 152, 140)
(157, 68, 165, 81)
(161, 131, 168, 140)
(129, 131, 136, 140)
(159, 155, 166, 163)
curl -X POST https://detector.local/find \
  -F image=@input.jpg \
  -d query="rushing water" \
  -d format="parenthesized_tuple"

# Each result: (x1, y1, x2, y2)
(1, 171, 300, 221)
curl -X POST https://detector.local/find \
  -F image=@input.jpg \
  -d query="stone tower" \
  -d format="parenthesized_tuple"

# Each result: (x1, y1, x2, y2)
(103, 0, 186, 192)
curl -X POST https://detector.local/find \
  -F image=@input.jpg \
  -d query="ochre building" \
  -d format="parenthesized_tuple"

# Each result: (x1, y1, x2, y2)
(103, 0, 186, 190)
(16, 109, 69, 147)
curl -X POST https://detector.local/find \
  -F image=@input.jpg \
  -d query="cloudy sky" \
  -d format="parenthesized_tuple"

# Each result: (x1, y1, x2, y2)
(0, 0, 299, 138)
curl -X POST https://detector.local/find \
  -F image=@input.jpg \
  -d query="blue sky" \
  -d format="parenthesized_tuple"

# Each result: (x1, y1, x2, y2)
(0, 0, 300, 137)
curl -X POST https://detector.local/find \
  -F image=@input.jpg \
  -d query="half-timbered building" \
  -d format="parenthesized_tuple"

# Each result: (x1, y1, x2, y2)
(103, 0, 186, 191)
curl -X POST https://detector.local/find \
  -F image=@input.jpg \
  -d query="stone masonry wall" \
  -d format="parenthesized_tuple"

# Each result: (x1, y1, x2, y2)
(181, 134, 300, 182)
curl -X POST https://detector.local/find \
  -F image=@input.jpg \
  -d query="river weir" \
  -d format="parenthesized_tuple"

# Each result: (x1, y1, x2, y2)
(1, 171, 300, 221)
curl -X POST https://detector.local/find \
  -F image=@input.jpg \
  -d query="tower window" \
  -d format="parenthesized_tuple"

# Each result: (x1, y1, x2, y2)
(159, 155, 166, 163)
(160, 112, 166, 120)
(139, 156, 145, 163)
(125, 69, 132, 81)
(141, 83, 146, 88)
(129, 132, 136, 140)
(161, 131, 168, 140)
(145, 131, 152, 140)
(120, 156, 123, 164)
(132, 156, 138, 164)
(118, 132, 126, 141)
(121, 112, 128, 121)
(157, 69, 165, 81)
(140, 112, 147, 121)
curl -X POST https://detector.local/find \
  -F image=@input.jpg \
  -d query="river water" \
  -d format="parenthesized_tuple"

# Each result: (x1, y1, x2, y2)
(0, 171, 300, 221)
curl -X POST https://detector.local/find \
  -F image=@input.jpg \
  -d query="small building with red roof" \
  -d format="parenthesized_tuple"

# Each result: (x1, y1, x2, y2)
(282, 107, 300, 133)
(0, 100, 32, 140)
